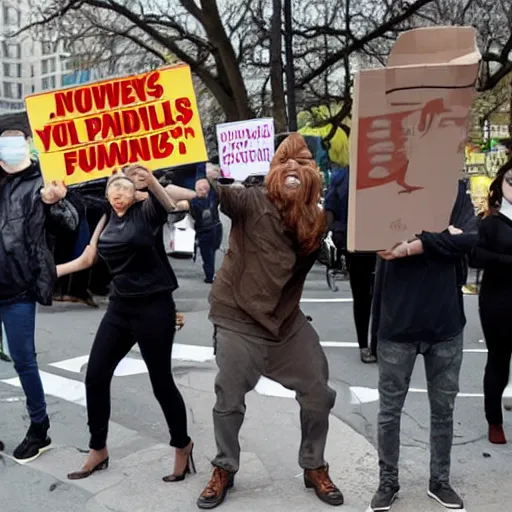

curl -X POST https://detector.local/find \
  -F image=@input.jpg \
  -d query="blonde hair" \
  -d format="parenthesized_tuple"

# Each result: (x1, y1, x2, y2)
(105, 173, 135, 197)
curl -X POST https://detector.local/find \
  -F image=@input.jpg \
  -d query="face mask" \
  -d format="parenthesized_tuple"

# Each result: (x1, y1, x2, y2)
(0, 136, 29, 170)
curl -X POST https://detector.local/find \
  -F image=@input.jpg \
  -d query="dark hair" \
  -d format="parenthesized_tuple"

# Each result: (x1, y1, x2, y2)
(485, 159, 512, 217)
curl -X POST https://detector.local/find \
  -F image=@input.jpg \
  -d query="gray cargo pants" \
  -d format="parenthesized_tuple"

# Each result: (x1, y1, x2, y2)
(211, 320, 336, 473)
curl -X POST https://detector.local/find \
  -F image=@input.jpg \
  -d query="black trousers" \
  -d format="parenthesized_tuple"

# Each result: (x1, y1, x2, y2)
(481, 299, 512, 425)
(197, 224, 223, 282)
(345, 251, 377, 352)
(85, 291, 190, 450)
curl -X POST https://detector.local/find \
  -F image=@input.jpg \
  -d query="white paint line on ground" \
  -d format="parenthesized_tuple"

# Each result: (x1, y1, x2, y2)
(113, 358, 148, 377)
(350, 386, 380, 404)
(300, 298, 353, 303)
(254, 376, 296, 398)
(49, 355, 149, 376)
(0, 396, 24, 403)
(172, 343, 214, 362)
(409, 388, 484, 398)
(321, 341, 359, 348)
(2, 371, 87, 407)
(464, 349, 488, 353)
(49, 355, 89, 373)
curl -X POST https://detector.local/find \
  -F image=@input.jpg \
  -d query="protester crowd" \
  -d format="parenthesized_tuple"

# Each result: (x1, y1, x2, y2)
(1, 121, 512, 512)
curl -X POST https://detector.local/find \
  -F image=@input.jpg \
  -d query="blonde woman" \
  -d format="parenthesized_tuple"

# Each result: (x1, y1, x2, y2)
(58, 167, 194, 482)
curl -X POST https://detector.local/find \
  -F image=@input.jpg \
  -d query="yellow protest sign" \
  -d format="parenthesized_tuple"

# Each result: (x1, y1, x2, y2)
(25, 64, 207, 185)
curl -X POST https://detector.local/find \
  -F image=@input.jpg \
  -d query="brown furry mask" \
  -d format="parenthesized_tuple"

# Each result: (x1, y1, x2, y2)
(265, 133, 326, 255)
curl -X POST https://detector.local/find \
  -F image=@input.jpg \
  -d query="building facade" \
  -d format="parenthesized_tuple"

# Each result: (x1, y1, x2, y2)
(0, 0, 72, 112)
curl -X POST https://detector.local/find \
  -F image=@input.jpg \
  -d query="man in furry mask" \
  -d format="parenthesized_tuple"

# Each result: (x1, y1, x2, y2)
(196, 133, 343, 509)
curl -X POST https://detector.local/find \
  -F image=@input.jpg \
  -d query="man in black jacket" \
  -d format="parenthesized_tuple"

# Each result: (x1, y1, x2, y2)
(0, 128, 71, 463)
(368, 179, 477, 511)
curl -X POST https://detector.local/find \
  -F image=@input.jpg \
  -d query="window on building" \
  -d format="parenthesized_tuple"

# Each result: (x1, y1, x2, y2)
(30, 65, 34, 78)
(3, 82, 13, 98)
(42, 59, 49, 75)
(50, 58, 56, 73)
(42, 77, 50, 90)
(17, 83, 22, 99)
(2, 63, 22, 78)
(3, 5, 21, 26)
(2, 42, 21, 59)
(50, 75, 56, 89)
(42, 41, 53, 55)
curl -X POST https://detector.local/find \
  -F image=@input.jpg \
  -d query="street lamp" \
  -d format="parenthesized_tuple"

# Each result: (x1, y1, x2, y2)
(284, 0, 297, 131)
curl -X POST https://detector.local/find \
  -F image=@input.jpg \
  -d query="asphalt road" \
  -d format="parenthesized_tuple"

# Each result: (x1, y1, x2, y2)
(1, 252, 511, 511)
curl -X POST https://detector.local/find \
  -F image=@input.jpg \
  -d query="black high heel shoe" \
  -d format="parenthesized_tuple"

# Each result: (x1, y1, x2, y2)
(67, 457, 109, 480)
(162, 443, 196, 482)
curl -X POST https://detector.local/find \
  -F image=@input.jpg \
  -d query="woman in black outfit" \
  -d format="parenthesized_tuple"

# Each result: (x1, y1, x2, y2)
(472, 160, 512, 444)
(58, 167, 194, 481)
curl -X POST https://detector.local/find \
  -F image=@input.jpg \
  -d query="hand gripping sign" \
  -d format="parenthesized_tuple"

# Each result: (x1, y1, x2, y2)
(25, 64, 208, 186)
(348, 27, 481, 251)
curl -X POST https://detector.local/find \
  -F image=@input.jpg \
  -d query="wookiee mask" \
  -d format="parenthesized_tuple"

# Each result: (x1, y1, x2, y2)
(265, 133, 326, 255)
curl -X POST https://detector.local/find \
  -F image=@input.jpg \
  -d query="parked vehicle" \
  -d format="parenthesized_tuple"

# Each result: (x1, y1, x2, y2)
(164, 211, 196, 258)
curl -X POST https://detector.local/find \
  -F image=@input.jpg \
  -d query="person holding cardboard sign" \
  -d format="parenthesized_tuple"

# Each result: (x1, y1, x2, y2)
(0, 127, 77, 463)
(369, 181, 477, 511)
(58, 166, 194, 483)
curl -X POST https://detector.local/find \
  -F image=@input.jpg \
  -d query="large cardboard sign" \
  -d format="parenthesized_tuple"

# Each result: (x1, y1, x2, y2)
(348, 27, 481, 251)
(216, 118, 274, 181)
(25, 64, 207, 185)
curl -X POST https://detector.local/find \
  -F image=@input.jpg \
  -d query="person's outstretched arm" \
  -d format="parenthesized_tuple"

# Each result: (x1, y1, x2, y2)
(379, 226, 477, 261)
(56, 215, 107, 277)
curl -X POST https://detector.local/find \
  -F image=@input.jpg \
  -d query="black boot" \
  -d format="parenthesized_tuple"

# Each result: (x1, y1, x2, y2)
(13, 416, 52, 463)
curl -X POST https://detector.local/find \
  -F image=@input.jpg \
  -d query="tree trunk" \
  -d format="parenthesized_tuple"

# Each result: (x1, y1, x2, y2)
(270, 0, 287, 133)
(200, 0, 252, 120)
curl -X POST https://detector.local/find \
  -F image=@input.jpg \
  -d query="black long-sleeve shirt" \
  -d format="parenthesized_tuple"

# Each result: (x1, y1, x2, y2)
(372, 231, 477, 343)
(472, 213, 512, 316)
(372, 179, 478, 343)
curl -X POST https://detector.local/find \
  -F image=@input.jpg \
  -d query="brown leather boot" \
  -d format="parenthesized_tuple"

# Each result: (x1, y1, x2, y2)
(304, 465, 344, 506)
(489, 424, 507, 444)
(196, 466, 235, 509)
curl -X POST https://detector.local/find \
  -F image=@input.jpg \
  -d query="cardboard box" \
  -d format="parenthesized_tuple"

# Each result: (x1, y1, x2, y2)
(348, 27, 481, 251)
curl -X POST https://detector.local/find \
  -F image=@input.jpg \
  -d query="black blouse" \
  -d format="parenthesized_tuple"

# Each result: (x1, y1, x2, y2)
(98, 193, 176, 298)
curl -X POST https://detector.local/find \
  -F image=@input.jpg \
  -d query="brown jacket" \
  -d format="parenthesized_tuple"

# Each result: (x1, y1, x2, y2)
(209, 184, 318, 341)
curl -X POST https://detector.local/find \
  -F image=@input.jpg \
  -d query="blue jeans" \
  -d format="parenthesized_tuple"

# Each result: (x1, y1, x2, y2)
(0, 298, 47, 423)
(377, 334, 463, 487)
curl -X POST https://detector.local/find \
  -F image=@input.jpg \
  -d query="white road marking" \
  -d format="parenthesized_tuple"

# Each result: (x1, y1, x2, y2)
(409, 388, 483, 398)
(49, 355, 89, 373)
(254, 377, 295, 398)
(300, 298, 353, 303)
(321, 341, 359, 348)
(2, 371, 87, 406)
(49, 355, 149, 376)
(113, 358, 148, 376)
(350, 386, 380, 404)
(172, 343, 214, 362)
(0, 396, 24, 403)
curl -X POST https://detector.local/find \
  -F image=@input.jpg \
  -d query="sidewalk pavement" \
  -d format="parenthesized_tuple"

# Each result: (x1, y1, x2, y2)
(1, 354, 378, 512)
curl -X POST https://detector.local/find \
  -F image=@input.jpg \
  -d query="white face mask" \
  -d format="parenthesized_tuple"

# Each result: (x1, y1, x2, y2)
(0, 136, 30, 173)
